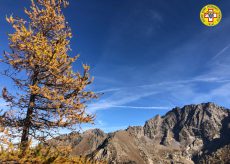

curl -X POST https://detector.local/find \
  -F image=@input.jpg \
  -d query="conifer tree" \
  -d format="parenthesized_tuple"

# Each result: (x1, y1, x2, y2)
(0, 0, 97, 155)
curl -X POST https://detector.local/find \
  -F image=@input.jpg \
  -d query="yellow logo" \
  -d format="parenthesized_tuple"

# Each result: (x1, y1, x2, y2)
(200, 4, 222, 26)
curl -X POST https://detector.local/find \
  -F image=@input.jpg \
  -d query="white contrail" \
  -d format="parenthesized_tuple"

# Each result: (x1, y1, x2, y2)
(107, 105, 170, 110)
(212, 43, 230, 60)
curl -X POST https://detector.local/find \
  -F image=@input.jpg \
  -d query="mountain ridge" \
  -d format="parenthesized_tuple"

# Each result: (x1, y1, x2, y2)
(50, 102, 230, 164)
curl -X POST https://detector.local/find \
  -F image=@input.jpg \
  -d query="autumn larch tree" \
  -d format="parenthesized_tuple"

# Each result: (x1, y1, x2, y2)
(0, 0, 97, 155)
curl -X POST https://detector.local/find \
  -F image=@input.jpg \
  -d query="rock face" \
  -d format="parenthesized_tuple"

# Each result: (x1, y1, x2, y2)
(49, 129, 107, 156)
(52, 103, 230, 164)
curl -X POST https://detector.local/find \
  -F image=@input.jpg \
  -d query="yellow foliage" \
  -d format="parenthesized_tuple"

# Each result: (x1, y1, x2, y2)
(0, 144, 105, 164)
(1, 0, 98, 155)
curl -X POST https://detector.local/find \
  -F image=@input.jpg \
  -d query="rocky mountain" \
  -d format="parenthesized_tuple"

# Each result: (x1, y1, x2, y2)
(51, 102, 230, 164)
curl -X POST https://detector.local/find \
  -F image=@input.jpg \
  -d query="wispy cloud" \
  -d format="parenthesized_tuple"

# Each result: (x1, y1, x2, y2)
(89, 75, 230, 113)
(88, 90, 159, 112)
(212, 43, 230, 60)
(88, 17, 230, 114)
(96, 88, 123, 93)
(149, 10, 163, 23)
(110, 105, 170, 109)
(96, 76, 227, 93)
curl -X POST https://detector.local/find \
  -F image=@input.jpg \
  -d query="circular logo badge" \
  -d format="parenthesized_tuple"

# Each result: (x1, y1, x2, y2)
(200, 4, 222, 26)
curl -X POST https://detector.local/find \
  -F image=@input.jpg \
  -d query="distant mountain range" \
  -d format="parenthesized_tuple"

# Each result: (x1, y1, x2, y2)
(50, 102, 230, 164)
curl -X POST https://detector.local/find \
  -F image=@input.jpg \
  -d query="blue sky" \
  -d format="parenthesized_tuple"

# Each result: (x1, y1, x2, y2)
(1, 0, 230, 133)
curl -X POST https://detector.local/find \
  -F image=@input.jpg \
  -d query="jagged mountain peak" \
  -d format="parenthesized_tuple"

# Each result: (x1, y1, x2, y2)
(83, 128, 105, 136)
(51, 103, 230, 164)
(144, 102, 228, 144)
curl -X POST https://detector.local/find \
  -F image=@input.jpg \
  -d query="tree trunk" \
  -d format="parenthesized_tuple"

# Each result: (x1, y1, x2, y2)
(20, 70, 38, 156)
(20, 94, 35, 156)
